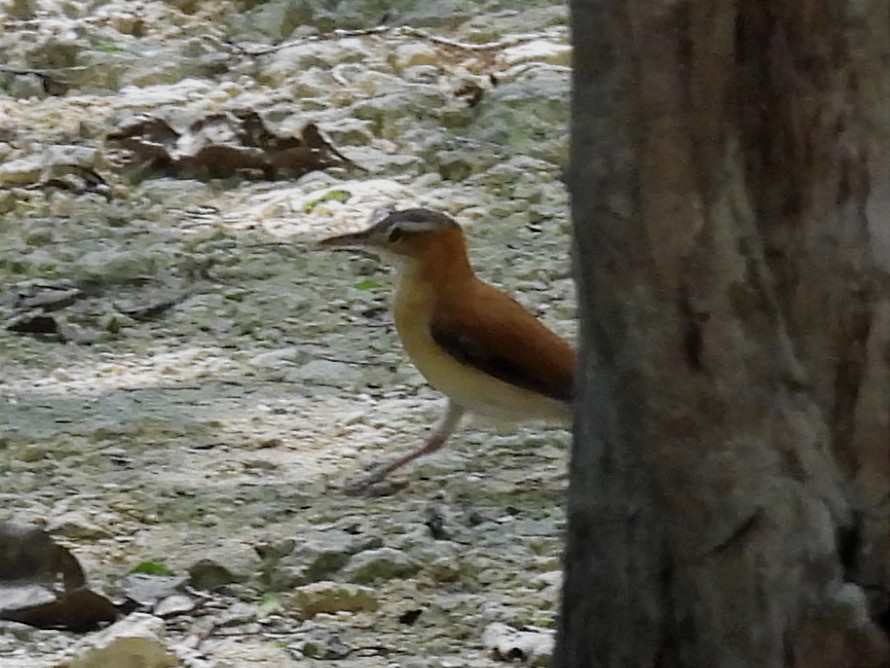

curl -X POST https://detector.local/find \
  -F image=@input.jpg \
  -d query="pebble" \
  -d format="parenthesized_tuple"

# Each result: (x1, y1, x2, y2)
(289, 359, 362, 387)
(498, 40, 572, 67)
(46, 512, 111, 541)
(482, 622, 554, 667)
(0, 156, 43, 187)
(0, 1, 573, 666)
(290, 581, 379, 618)
(248, 348, 303, 369)
(391, 43, 440, 71)
(67, 614, 176, 668)
(342, 547, 421, 584)
(187, 559, 245, 591)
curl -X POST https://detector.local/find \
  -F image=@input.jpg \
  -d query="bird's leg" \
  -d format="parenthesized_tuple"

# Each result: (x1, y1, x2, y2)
(343, 400, 466, 494)
(378, 400, 466, 476)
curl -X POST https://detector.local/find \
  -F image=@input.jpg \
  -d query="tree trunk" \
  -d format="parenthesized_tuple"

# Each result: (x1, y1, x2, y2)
(558, 1, 890, 666)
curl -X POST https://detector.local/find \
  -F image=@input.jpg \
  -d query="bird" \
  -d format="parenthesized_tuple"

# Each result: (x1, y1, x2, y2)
(319, 206, 574, 491)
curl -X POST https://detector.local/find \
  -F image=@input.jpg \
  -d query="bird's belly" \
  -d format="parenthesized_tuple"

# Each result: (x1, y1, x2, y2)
(394, 304, 568, 423)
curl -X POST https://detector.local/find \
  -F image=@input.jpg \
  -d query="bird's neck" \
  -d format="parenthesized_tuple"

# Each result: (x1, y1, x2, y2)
(397, 237, 475, 288)
(392, 248, 474, 326)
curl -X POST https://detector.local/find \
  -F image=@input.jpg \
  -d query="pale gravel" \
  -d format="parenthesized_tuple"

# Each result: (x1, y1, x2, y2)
(0, 0, 573, 665)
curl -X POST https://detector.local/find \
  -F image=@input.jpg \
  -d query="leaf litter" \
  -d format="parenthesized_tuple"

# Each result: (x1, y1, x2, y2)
(0, 1, 573, 665)
(0, 522, 125, 632)
(107, 113, 362, 181)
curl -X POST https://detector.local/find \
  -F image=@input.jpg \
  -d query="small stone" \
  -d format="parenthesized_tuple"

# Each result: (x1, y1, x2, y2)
(289, 359, 361, 387)
(261, 532, 363, 589)
(100, 312, 135, 334)
(511, 519, 557, 536)
(72, 249, 157, 283)
(44, 145, 99, 169)
(303, 548, 352, 583)
(0, 190, 16, 214)
(5, 0, 38, 20)
(0, 155, 43, 187)
(8, 73, 47, 99)
(122, 574, 188, 606)
(188, 559, 245, 590)
(109, 13, 146, 36)
(290, 581, 379, 618)
(428, 556, 461, 583)
(291, 632, 353, 660)
(254, 538, 297, 563)
(342, 547, 421, 584)
(436, 149, 498, 182)
(23, 226, 54, 246)
(498, 41, 572, 67)
(47, 512, 112, 540)
(391, 43, 439, 72)
(18, 444, 47, 462)
(248, 348, 302, 369)
(482, 622, 554, 667)
(68, 613, 177, 668)
(153, 594, 195, 617)
(531, 570, 562, 591)
(402, 65, 440, 84)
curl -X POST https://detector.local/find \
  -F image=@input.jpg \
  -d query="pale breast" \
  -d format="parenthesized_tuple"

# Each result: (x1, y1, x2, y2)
(392, 280, 569, 423)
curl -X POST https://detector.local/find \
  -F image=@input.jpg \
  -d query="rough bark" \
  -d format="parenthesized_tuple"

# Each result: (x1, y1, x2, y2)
(559, 1, 890, 666)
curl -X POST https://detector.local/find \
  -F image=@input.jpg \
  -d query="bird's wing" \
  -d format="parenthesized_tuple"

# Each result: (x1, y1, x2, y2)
(430, 281, 574, 403)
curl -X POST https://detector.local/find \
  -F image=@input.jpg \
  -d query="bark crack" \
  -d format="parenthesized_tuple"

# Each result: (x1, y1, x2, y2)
(709, 510, 763, 556)
(678, 281, 706, 373)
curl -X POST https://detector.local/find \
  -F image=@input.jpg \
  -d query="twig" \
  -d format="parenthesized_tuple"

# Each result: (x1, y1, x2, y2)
(0, 64, 87, 76)
(397, 26, 543, 53)
(201, 26, 546, 59)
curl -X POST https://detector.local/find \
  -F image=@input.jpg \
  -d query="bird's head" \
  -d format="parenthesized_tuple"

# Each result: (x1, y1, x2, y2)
(319, 207, 470, 275)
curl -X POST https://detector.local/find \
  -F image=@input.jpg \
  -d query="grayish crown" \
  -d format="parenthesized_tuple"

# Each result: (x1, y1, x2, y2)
(370, 208, 460, 237)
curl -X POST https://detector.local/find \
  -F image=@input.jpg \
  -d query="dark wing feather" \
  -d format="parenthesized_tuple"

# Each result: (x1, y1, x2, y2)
(430, 281, 574, 403)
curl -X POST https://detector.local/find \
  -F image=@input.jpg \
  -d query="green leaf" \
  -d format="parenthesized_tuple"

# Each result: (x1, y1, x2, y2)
(353, 279, 383, 291)
(303, 189, 352, 213)
(258, 593, 281, 609)
(92, 42, 126, 53)
(300, 642, 320, 658)
(129, 560, 175, 576)
(324, 189, 351, 202)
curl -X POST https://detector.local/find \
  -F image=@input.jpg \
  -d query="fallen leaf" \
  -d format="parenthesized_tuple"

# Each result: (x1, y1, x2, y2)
(0, 587, 119, 632)
(353, 279, 383, 291)
(188, 559, 246, 590)
(303, 188, 352, 212)
(398, 608, 423, 625)
(107, 111, 361, 181)
(0, 522, 86, 590)
(453, 79, 485, 107)
(33, 165, 112, 201)
(5, 312, 60, 336)
(129, 560, 176, 577)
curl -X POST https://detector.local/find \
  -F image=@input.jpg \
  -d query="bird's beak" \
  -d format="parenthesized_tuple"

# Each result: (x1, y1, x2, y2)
(318, 227, 383, 249)
(319, 206, 396, 249)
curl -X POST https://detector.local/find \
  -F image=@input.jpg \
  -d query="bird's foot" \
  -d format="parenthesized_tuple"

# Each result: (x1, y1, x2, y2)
(330, 466, 409, 497)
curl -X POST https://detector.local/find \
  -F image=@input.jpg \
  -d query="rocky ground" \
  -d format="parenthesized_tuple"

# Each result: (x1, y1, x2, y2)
(0, 1, 574, 666)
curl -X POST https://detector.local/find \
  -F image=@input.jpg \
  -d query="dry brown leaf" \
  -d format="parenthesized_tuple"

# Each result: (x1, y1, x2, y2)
(0, 587, 120, 632)
(0, 522, 86, 590)
(106, 111, 361, 180)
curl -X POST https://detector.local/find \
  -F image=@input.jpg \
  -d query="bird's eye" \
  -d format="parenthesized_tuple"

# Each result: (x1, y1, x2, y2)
(387, 226, 404, 243)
